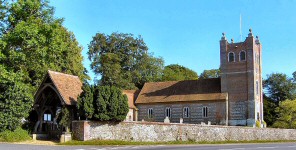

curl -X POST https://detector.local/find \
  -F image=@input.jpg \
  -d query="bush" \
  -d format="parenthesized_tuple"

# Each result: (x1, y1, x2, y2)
(263, 121, 267, 128)
(0, 128, 31, 142)
(78, 85, 129, 122)
(256, 120, 261, 128)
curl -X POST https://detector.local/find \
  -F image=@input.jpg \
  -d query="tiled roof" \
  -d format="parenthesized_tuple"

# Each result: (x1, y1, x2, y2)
(136, 78, 227, 104)
(122, 90, 139, 109)
(48, 70, 83, 105)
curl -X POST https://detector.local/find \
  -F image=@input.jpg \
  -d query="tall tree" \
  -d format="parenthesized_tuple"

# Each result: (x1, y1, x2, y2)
(0, 0, 88, 131)
(273, 99, 296, 129)
(263, 94, 277, 126)
(88, 32, 164, 89)
(162, 64, 198, 81)
(0, 0, 88, 87)
(264, 73, 296, 103)
(0, 65, 33, 132)
(199, 69, 220, 79)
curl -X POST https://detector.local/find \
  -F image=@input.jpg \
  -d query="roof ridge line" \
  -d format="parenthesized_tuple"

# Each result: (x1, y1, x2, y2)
(145, 78, 220, 84)
(48, 70, 79, 78)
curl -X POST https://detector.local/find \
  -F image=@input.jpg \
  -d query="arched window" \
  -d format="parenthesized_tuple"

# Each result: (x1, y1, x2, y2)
(148, 108, 153, 118)
(239, 51, 246, 61)
(165, 107, 171, 118)
(228, 52, 235, 62)
(202, 106, 208, 118)
(183, 107, 189, 118)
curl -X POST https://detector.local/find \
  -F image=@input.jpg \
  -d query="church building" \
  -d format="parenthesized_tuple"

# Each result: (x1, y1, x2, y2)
(135, 29, 263, 126)
(33, 29, 263, 131)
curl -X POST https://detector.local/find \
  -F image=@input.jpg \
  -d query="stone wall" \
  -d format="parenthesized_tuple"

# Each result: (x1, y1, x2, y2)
(72, 121, 296, 142)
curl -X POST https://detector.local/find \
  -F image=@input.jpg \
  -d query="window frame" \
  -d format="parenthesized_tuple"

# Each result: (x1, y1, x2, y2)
(43, 113, 52, 121)
(183, 107, 190, 118)
(165, 107, 171, 118)
(148, 108, 153, 119)
(228, 52, 235, 62)
(239, 50, 246, 61)
(202, 106, 208, 118)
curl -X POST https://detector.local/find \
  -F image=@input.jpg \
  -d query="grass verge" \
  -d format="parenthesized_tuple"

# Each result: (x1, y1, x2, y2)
(60, 139, 296, 146)
(0, 128, 31, 142)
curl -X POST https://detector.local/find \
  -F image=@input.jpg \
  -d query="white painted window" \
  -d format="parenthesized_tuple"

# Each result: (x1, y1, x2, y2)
(43, 113, 51, 121)
(165, 107, 171, 118)
(183, 107, 189, 118)
(202, 106, 208, 118)
(239, 51, 246, 61)
(148, 108, 153, 118)
(228, 52, 235, 62)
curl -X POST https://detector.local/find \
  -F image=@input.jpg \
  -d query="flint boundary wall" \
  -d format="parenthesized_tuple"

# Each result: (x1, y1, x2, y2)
(72, 121, 296, 142)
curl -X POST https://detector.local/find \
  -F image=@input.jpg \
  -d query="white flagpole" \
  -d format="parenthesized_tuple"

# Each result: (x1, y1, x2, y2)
(240, 14, 242, 41)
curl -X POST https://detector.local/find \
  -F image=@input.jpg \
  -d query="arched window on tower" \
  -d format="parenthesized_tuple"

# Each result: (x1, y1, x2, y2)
(228, 52, 235, 62)
(239, 51, 246, 61)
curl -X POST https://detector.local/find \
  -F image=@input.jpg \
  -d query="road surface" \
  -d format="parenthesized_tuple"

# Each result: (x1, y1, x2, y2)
(0, 142, 296, 150)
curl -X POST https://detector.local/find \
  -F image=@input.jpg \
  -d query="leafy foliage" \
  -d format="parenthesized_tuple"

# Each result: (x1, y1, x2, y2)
(0, 65, 33, 132)
(263, 94, 277, 126)
(0, 0, 88, 87)
(264, 73, 296, 103)
(162, 64, 198, 81)
(263, 73, 296, 126)
(199, 69, 220, 79)
(78, 85, 129, 122)
(0, 0, 87, 132)
(273, 99, 296, 129)
(88, 32, 164, 89)
(77, 83, 94, 120)
(60, 106, 71, 132)
(93, 86, 129, 121)
(0, 127, 31, 142)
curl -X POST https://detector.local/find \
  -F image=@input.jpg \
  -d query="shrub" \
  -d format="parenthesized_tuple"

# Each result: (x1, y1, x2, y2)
(263, 121, 267, 128)
(0, 128, 31, 142)
(93, 86, 129, 121)
(77, 83, 94, 120)
(256, 120, 261, 128)
(78, 85, 129, 122)
(60, 107, 71, 132)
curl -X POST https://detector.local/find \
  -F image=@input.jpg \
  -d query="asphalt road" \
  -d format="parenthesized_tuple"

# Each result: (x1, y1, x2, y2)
(1, 142, 296, 150)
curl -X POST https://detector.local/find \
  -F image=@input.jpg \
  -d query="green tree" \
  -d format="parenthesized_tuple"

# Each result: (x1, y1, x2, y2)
(77, 83, 94, 120)
(0, 0, 88, 131)
(60, 106, 71, 132)
(93, 86, 129, 121)
(199, 69, 220, 79)
(0, 0, 88, 87)
(263, 94, 277, 126)
(273, 99, 296, 129)
(0, 65, 33, 132)
(162, 64, 198, 81)
(88, 32, 164, 89)
(264, 73, 296, 104)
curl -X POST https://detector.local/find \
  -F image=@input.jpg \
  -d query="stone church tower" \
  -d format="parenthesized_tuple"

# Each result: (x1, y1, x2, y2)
(220, 29, 263, 126)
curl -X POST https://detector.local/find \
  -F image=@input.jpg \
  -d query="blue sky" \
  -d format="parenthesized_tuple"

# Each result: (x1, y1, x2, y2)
(50, 0, 296, 81)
